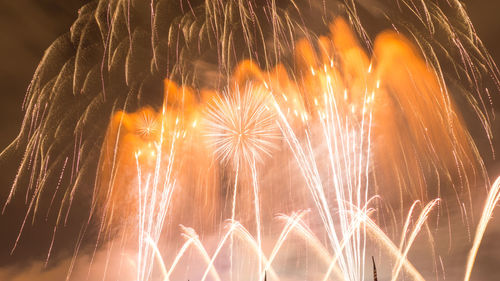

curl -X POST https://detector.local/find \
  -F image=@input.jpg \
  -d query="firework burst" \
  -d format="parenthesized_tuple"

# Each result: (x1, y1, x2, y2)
(1, 1, 500, 281)
(204, 84, 279, 167)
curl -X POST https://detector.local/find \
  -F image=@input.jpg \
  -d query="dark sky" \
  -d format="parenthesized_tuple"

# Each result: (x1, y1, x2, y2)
(0, 0, 90, 269)
(0, 0, 499, 279)
(0, 0, 89, 150)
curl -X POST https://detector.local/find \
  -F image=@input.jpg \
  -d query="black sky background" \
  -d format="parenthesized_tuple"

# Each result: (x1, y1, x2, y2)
(0, 0, 88, 150)
(0, 0, 500, 276)
(0, 0, 91, 266)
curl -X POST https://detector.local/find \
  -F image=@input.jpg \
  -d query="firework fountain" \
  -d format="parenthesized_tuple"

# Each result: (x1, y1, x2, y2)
(2, 1, 500, 280)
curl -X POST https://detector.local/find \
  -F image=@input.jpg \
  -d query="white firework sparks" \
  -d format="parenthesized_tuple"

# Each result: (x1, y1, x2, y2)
(204, 83, 279, 166)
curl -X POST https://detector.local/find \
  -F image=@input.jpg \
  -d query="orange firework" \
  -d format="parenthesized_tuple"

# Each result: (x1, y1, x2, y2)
(88, 18, 488, 281)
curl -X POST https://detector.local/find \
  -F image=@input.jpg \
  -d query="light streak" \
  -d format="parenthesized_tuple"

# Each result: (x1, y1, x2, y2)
(2, 3, 499, 280)
(464, 176, 500, 281)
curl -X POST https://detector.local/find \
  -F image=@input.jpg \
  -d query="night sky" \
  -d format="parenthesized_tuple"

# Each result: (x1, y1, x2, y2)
(1, 0, 500, 279)
(0, 0, 90, 268)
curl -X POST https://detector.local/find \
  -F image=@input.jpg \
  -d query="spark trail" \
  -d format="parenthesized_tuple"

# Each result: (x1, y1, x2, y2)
(1, 1, 500, 281)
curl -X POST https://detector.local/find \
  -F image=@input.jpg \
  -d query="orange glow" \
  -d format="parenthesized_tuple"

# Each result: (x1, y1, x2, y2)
(94, 20, 481, 272)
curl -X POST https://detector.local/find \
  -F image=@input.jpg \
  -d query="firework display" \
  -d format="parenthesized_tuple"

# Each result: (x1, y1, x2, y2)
(1, 1, 500, 280)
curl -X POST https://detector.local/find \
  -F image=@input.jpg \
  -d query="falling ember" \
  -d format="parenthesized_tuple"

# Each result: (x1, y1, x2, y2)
(78, 18, 491, 281)
(2, 1, 500, 281)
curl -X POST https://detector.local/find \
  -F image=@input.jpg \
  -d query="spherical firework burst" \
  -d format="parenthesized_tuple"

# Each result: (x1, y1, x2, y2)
(204, 84, 279, 166)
